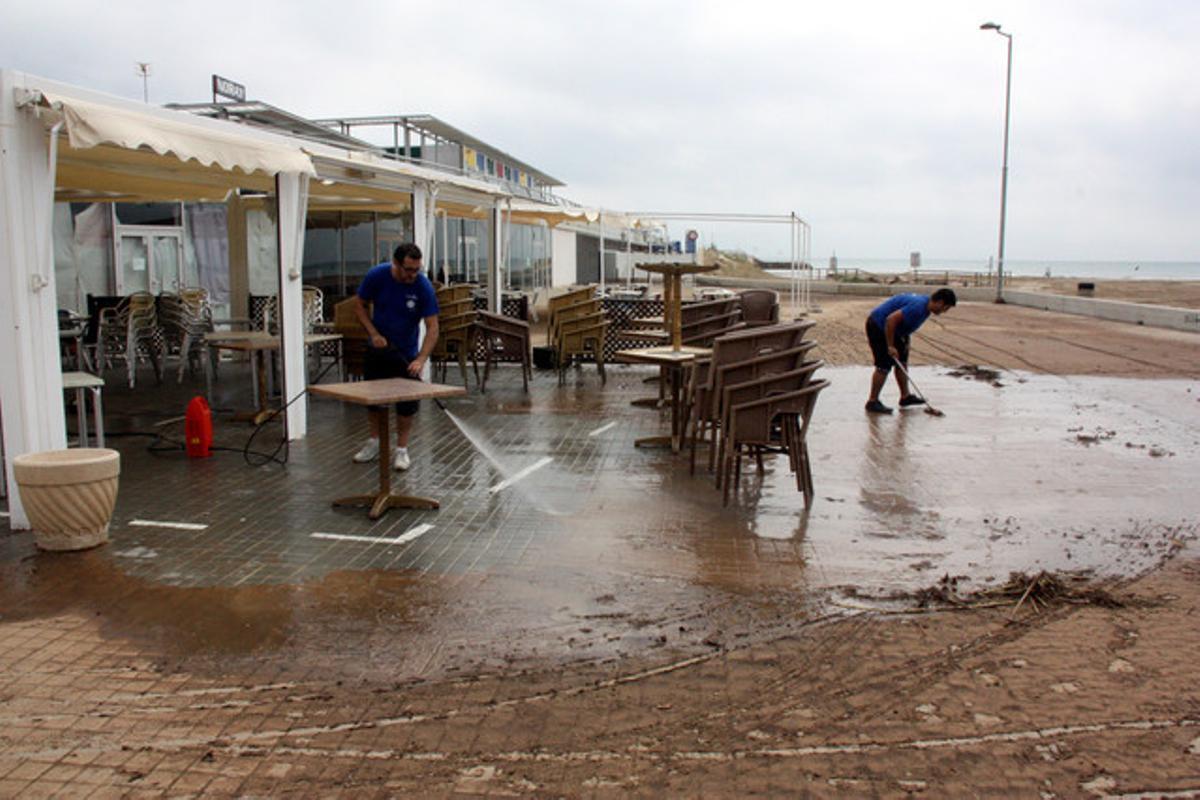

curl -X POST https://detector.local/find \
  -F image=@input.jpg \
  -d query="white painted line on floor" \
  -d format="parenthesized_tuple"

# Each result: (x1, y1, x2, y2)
(129, 519, 209, 531)
(489, 457, 554, 494)
(588, 422, 617, 437)
(311, 524, 434, 547)
(0, 511, 9, 518)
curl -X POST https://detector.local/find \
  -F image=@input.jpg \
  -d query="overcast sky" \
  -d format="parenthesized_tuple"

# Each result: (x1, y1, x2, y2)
(3, 0, 1197, 264)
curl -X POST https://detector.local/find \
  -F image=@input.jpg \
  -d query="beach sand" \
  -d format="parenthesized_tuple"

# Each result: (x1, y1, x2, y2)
(1003, 276, 1200, 309)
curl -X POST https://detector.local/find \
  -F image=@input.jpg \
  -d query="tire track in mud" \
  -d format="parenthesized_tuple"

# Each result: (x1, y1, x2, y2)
(708, 601, 1078, 734)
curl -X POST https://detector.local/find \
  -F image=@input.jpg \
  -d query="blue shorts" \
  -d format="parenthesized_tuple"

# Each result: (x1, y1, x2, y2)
(364, 347, 421, 416)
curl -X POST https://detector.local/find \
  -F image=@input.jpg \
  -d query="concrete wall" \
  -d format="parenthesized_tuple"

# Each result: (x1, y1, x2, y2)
(694, 274, 1200, 334)
(1002, 290, 1200, 333)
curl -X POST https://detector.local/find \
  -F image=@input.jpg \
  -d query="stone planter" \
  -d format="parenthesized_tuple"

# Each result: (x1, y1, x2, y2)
(13, 448, 120, 551)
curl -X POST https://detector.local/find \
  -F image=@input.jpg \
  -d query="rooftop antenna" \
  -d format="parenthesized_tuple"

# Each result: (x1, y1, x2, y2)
(135, 62, 152, 103)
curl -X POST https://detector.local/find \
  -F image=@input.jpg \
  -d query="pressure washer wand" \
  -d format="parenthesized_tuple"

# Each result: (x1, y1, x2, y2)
(433, 397, 449, 412)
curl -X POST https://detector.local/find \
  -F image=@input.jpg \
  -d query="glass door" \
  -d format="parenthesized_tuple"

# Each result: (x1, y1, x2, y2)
(118, 235, 151, 294)
(152, 234, 185, 294)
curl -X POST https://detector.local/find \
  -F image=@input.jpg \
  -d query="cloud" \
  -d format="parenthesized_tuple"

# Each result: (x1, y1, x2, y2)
(2, 0, 1197, 262)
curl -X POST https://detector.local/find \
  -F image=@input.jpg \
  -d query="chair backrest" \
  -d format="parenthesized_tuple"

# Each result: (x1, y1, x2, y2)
(680, 298, 738, 326)
(303, 286, 324, 331)
(84, 295, 124, 344)
(738, 289, 779, 326)
(548, 286, 596, 315)
(728, 378, 829, 447)
(721, 358, 823, 432)
(334, 297, 367, 338)
(708, 320, 815, 364)
(477, 310, 530, 338)
(682, 312, 744, 347)
(436, 284, 476, 304)
(704, 342, 817, 424)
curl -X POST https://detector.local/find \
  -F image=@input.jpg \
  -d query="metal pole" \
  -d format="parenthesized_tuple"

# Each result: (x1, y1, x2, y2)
(996, 32, 1012, 302)
(983, 25, 1014, 303)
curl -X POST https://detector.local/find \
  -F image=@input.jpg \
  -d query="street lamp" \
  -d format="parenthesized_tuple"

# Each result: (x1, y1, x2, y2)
(980, 21, 1012, 303)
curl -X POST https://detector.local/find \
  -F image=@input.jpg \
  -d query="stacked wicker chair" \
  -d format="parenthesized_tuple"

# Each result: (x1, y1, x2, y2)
(674, 320, 826, 507)
(547, 287, 608, 385)
(431, 284, 478, 386)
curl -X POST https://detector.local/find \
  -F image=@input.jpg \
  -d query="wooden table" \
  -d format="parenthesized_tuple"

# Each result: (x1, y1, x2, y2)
(614, 345, 711, 452)
(308, 379, 467, 519)
(635, 262, 719, 351)
(204, 331, 343, 424)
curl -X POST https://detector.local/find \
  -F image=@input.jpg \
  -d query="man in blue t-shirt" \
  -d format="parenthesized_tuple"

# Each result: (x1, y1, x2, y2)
(864, 288, 956, 414)
(350, 243, 440, 470)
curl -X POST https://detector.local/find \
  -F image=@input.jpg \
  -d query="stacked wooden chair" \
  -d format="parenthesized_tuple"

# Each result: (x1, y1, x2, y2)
(548, 286, 608, 385)
(545, 286, 597, 345)
(431, 284, 478, 386)
(474, 310, 532, 392)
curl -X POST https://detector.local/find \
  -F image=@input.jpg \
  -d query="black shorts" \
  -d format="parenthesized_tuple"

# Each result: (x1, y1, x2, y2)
(364, 347, 422, 416)
(865, 319, 909, 373)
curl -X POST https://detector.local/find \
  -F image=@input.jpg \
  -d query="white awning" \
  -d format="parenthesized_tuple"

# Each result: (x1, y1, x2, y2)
(39, 90, 315, 177)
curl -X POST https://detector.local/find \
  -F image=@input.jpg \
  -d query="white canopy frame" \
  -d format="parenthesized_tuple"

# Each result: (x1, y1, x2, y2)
(0, 70, 515, 526)
(624, 211, 813, 311)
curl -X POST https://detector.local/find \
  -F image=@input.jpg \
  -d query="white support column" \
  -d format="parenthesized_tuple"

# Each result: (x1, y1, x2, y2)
(275, 172, 309, 440)
(488, 202, 503, 313)
(598, 211, 605, 293)
(411, 183, 433, 380)
(0, 73, 67, 528)
(412, 184, 431, 268)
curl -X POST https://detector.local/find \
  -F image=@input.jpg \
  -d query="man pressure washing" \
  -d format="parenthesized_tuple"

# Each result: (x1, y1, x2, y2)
(864, 288, 956, 414)
(351, 243, 440, 469)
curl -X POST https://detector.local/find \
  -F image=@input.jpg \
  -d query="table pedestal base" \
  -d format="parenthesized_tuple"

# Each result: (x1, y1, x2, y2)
(333, 492, 439, 520)
(233, 409, 276, 426)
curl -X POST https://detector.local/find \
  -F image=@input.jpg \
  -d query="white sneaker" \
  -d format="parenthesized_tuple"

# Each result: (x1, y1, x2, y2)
(393, 447, 411, 471)
(352, 437, 380, 463)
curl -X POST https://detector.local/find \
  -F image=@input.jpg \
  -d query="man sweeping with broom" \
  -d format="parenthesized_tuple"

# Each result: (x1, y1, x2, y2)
(864, 288, 956, 414)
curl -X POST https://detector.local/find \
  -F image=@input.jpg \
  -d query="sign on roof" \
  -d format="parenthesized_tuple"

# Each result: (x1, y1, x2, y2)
(211, 74, 246, 103)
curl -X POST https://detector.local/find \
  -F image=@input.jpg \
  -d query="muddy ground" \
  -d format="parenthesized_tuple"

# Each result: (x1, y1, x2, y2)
(1, 299, 1198, 797)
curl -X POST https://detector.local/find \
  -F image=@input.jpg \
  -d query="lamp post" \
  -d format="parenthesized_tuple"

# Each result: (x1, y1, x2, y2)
(135, 62, 152, 103)
(980, 21, 1012, 303)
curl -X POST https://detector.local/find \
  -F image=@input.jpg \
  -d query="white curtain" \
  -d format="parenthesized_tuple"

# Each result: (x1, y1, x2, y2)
(188, 203, 230, 305)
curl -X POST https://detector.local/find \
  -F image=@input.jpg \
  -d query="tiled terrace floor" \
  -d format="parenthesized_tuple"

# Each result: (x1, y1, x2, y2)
(2, 358, 1198, 679)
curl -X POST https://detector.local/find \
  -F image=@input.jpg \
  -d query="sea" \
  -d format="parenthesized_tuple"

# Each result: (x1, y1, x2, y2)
(766, 258, 1199, 281)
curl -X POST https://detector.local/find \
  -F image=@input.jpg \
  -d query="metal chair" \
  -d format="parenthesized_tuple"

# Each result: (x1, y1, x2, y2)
(97, 292, 164, 389)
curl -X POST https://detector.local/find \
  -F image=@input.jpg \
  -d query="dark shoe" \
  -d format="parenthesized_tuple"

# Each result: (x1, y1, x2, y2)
(899, 395, 926, 407)
(865, 400, 893, 414)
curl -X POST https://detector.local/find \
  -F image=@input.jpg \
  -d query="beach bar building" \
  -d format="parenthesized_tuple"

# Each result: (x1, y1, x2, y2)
(2, 70, 663, 528)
